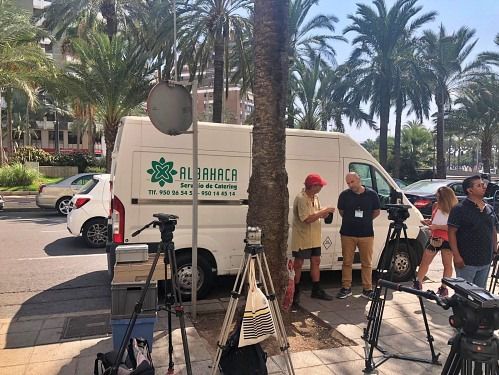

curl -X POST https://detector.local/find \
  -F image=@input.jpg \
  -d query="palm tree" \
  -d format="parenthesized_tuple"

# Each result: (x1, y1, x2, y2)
(65, 33, 155, 169)
(41, 0, 141, 40)
(344, 0, 436, 167)
(391, 38, 432, 177)
(447, 75, 499, 173)
(478, 33, 499, 68)
(287, 0, 345, 128)
(247, 0, 289, 298)
(421, 25, 477, 178)
(178, 0, 253, 123)
(401, 120, 433, 178)
(0, 1, 56, 163)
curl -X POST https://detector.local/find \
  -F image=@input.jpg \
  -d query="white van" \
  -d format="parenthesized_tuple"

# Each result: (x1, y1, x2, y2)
(109, 117, 425, 297)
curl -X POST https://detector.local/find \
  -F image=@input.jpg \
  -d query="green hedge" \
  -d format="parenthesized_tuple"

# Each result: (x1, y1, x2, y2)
(0, 163, 42, 187)
(10, 146, 53, 165)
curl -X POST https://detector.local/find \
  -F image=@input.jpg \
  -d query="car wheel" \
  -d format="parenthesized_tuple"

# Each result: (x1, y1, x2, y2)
(173, 252, 214, 300)
(83, 218, 108, 248)
(56, 196, 72, 215)
(389, 242, 415, 282)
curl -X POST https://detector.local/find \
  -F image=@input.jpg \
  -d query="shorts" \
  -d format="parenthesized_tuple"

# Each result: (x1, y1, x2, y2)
(427, 240, 450, 252)
(292, 247, 321, 259)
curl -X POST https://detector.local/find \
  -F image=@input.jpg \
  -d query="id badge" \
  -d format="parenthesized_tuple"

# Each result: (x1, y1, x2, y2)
(355, 209, 364, 218)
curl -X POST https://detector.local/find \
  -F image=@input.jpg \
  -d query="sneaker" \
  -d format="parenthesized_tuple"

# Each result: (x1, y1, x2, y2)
(336, 288, 352, 299)
(292, 290, 301, 307)
(437, 286, 448, 297)
(413, 280, 422, 290)
(361, 289, 375, 300)
(311, 288, 333, 301)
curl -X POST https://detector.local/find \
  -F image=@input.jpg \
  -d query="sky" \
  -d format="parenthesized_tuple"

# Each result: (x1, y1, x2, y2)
(308, 0, 499, 143)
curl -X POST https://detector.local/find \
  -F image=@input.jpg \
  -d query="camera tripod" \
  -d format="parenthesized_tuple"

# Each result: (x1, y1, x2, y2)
(211, 234, 295, 375)
(488, 253, 499, 294)
(110, 213, 192, 375)
(363, 214, 440, 373)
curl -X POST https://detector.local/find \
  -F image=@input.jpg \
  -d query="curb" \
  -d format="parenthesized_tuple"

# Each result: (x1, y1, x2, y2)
(1, 207, 45, 213)
(0, 191, 37, 196)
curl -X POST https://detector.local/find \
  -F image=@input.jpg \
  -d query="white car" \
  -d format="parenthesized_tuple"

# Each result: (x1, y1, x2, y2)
(67, 174, 111, 248)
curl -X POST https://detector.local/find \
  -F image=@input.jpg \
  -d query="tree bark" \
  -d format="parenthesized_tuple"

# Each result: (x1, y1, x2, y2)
(435, 88, 446, 178)
(101, 0, 117, 40)
(248, 0, 289, 301)
(6, 90, 13, 155)
(393, 94, 403, 178)
(212, 29, 224, 123)
(104, 119, 119, 172)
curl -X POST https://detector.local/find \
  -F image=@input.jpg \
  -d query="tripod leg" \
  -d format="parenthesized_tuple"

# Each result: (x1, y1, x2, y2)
(211, 253, 252, 375)
(256, 253, 295, 375)
(166, 245, 193, 375)
(441, 335, 462, 375)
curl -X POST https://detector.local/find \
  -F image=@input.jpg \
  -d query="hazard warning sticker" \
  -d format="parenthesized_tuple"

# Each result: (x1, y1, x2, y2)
(323, 236, 332, 250)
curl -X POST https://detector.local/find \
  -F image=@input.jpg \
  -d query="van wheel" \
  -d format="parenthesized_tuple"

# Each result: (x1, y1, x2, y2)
(56, 196, 72, 215)
(388, 242, 415, 282)
(174, 252, 214, 300)
(82, 218, 108, 248)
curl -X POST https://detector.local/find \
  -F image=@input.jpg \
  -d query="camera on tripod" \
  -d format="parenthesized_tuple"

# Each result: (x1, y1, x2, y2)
(245, 226, 262, 246)
(385, 204, 411, 223)
(442, 277, 499, 335)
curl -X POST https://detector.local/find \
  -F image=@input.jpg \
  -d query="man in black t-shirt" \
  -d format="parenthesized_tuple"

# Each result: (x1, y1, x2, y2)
(336, 172, 381, 300)
(448, 175, 498, 288)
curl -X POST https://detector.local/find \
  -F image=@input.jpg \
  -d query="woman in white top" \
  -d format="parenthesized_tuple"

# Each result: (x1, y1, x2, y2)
(415, 186, 458, 297)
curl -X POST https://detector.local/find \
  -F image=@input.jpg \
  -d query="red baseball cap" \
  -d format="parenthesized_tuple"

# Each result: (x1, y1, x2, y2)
(305, 173, 327, 188)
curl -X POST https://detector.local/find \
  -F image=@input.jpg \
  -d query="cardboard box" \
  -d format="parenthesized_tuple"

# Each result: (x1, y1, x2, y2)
(113, 254, 171, 282)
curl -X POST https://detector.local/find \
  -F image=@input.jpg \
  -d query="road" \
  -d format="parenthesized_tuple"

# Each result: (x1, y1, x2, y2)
(0, 211, 110, 319)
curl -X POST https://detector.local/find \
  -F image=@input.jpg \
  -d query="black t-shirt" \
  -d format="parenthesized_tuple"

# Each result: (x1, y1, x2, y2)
(337, 187, 381, 237)
(447, 198, 497, 266)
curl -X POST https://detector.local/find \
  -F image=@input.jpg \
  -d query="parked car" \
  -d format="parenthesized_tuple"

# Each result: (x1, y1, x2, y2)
(67, 174, 111, 248)
(0, 194, 4, 210)
(402, 179, 466, 217)
(393, 178, 409, 189)
(36, 173, 97, 215)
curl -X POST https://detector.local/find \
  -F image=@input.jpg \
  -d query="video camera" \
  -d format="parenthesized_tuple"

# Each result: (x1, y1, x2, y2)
(442, 277, 499, 336)
(385, 204, 411, 223)
(245, 226, 263, 246)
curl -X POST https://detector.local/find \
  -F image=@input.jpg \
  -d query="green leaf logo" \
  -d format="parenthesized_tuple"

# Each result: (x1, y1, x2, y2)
(147, 157, 178, 187)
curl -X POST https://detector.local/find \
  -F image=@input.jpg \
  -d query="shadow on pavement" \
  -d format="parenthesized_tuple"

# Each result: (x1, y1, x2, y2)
(44, 237, 106, 256)
(5, 271, 110, 350)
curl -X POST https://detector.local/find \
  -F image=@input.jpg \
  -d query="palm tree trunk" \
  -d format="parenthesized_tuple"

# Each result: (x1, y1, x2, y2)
(393, 94, 403, 178)
(379, 83, 390, 167)
(6, 90, 13, 155)
(87, 105, 95, 156)
(101, 0, 118, 39)
(435, 94, 447, 178)
(212, 29, 224, 123)
(248, 0, 289, 301)
(104, 118, 119, 172)
(481, 133, 492, 173)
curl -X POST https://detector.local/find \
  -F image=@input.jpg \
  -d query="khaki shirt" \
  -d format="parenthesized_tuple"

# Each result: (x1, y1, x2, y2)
(291, 190, 322, 251)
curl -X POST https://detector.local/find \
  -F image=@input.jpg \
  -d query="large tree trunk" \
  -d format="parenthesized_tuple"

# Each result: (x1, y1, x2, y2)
(378, 82, 390, 167)
(87, 105, 95, 156)
(212, 29, 224, 123)
(393, 94, 403, 178)
(435, 89, 446, 178)
(248, 0, 289, 301)
(0, 92, 3, 165)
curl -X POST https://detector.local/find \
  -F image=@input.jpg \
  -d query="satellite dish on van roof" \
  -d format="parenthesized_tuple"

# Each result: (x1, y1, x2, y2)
(146, 81, 192, 135)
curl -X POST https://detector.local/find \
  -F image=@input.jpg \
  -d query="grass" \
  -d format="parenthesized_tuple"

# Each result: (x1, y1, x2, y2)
(0, 176, 64, 192)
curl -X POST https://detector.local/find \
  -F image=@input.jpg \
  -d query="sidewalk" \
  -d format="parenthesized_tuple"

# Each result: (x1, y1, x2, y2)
(0, 275, 455, 375)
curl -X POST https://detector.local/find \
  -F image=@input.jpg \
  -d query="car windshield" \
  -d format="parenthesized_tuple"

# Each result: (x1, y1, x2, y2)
(403, 180, 448, 194)
(79, 178, 99, 194)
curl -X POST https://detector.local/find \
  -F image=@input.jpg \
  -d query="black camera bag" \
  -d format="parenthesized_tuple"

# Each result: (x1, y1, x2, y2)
(94, 337, 154, 375)
(219, 323, 268, 375)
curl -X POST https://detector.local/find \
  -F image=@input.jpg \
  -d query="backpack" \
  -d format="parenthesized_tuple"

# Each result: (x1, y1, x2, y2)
(94, 337, 155, 375)
(219, 323, 268, 375)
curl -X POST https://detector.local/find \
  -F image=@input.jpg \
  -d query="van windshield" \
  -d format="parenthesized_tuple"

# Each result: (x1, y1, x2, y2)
(80, 178, 99, 194)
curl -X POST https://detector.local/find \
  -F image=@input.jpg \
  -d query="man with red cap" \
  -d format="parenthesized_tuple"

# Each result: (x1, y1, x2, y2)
(291, 173, 336, 306)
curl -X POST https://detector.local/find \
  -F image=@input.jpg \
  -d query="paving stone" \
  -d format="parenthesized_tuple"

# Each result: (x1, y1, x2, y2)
(25, 358, 77, 375)
(0, 331, 37, 349)
(311, 311, 344, 327)
(294, 364, 335, 374)
(272, 351, 322, 369)
(328, 359, 373, 375)
(0, 365, 26, 375)
(378, 333, 431, 354)
(36, 328, 64, 345)
(76, 355, 96, 375)
(312, 346, 362, 364)
(0, 346, 33, 367)
(42, 317, 66, 329)
(0, 319, 43, 334)
(30, 341, 82, 363)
